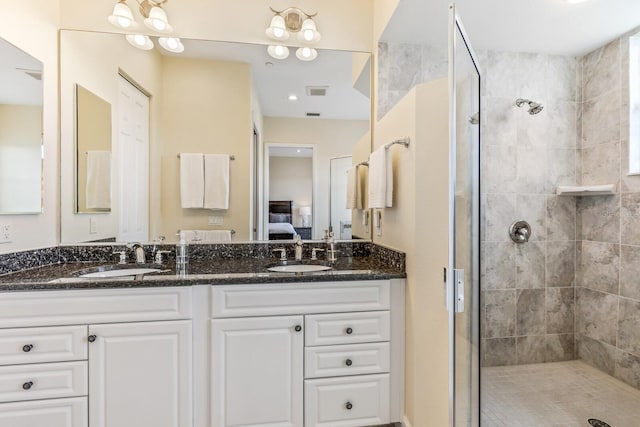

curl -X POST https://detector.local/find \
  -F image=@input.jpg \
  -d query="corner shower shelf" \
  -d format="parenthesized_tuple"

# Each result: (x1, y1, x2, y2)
(556, 184, 615, 196)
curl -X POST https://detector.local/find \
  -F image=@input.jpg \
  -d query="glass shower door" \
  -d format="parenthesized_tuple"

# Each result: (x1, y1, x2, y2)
(448, 4, 481, 427)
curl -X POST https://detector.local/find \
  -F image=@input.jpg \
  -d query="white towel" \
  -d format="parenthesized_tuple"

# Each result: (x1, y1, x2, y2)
(180, 153, 204, 208)
(86, 150, 111, 209)
(204, 154, 230, 210)
(203, 230, 232, 242)
(346, 165, 362, 209)
(367, 146, 393, 208)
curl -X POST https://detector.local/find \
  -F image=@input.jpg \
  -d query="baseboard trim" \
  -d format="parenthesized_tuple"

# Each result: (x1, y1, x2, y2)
(402, 415, 413, 427)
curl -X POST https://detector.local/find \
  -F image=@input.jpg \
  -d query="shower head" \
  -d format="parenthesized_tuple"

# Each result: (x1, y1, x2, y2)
(516, 98, 544, 115)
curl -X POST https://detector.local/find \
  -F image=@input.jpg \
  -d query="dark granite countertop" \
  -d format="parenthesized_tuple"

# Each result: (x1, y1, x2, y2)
(0, 256, 406, 292)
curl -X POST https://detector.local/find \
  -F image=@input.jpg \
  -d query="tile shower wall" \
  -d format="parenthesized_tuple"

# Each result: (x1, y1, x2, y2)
(576, 32, 640, 389)
(480, 51, 580, 366)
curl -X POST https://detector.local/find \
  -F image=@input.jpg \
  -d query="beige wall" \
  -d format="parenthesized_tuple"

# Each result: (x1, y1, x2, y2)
(60, 30, 163, 243)
(0, 0, 58, 253)
(59, 0, 373, 52)
(159, 57, 252, 240)
(269, 157, 313, 227)
(373, 80, 450, 427)
(263, 117, 369, 239)
(0, 105, 42, 213)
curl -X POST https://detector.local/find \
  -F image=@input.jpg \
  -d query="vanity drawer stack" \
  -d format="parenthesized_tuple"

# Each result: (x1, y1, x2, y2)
(304, 311, 391, 427)
(0, 325, 88, 426)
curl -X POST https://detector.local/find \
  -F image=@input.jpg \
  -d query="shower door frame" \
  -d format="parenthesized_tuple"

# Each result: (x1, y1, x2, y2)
(448, 4, 481, 427)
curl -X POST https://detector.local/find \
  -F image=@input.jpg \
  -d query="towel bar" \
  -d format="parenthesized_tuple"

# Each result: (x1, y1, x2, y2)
(384, 137, 410, 149)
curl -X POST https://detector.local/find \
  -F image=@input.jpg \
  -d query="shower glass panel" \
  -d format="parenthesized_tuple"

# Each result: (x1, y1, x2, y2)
(448, 5, 481, 427)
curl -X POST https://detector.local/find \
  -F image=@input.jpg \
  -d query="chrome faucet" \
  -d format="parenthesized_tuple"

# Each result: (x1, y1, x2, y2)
(127, 242, 146, 264)
(294, 234, 303, 261)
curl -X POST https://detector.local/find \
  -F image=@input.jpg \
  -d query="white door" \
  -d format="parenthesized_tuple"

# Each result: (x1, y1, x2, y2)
(211, 316, 304, 427)
(0, 397, 87, 427)
(88, 320, 192, 427)
(116, 76, 149, 242)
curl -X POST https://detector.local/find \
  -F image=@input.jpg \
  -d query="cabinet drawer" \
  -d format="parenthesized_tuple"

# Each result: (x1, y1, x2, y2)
(211, 281, 390, 318)
(305, 342, 390, 379)
(0, 325, 87, 366)
(0, 361, 87, 403)
(305, 311, 390, 346)
(0, 397, 87, 427)
(304, 374, 390, 427)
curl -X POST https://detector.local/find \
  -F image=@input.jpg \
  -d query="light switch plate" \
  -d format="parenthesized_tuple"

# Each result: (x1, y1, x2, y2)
(89, 218, 97, 234)
(0, 224, 11, 243)
(208, 216, 223, 226)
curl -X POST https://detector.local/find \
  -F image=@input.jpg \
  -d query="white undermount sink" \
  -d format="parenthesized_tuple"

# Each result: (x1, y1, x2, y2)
(266, 264, 332, 273)
(77, 267, 162, 278)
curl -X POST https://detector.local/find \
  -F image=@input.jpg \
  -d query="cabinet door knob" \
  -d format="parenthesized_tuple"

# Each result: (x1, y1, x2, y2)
(88, 335, 97, 343)
(345, 327, 353, 335)
(345, 359, 353, 366)
(345, 402, 353, 410)
(22, 381, 33, 390)
(294, 325, 302, 332)
(22, 344, 34, 352)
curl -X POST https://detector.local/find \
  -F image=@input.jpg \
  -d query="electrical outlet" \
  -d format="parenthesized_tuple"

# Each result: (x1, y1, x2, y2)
(0, 224, 11, 243)
(89, 218, 97, 234)
(208, 215, 223, 226)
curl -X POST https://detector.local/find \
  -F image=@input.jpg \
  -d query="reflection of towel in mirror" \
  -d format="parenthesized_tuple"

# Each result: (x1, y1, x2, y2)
(86, 150, 111, 209)
(204, 154, 230, 210)
(179, 229, 232, 242)
(367, 146, 393, 208)
(180, 153, 204, 208)
(346, 165, 362, 209)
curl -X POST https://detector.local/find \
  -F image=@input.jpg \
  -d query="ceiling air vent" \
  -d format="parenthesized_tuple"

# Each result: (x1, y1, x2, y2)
(306, 86, 328, 97)
(306, 112, 321, 117)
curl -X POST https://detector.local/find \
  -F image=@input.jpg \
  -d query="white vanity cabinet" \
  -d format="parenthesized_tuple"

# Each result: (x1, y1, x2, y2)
(0, 287, 193, 427)
(210, 279, 405, 427)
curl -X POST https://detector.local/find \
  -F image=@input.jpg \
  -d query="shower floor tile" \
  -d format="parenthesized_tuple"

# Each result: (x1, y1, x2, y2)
(482, 360, 640, 427)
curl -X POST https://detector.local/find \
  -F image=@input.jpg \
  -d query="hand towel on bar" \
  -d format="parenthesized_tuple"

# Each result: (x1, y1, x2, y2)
(180, 153, 205, 208)
(203, 230, 232, 242)
(367, 146, 393, 208)
(204, 154, 230, 210)
(346, 165, 362, 209)
(85, 150, 111, 209)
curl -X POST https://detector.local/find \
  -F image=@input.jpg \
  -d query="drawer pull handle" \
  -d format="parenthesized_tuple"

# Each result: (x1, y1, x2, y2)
(345, 402, 353, 410)
(22, 344, 34, 353)
(22, 381, 33, 390)
(88, 335, 97, 343)
(294, 325, 302, 332)
(345, 327, 353, 335)
(345, 359, 353, 366)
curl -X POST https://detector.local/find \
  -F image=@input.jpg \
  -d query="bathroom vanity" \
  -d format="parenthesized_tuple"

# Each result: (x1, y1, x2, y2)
(0, 244, 406, 427)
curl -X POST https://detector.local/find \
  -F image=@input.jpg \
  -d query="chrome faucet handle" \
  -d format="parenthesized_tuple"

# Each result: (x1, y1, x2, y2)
(272, 248, 287, 261)
(311, 248, 325, 261)
(112, 251, 127, 265)
(154, 250, 172, 265)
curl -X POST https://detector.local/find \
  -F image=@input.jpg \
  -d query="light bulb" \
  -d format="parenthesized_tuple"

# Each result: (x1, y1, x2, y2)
(303, 29, 314, 42)
(167, 38, 178, 49)
(133, 34, 146, 46)
(117, 16, 132, 28)
(275, 46, 285, 56)
(267, 45, 290, 60)
(152, 18, 166, 31)
(273, 27, 284, 38)
(125, 34, 153, 50)
(301, 47, 312, 58)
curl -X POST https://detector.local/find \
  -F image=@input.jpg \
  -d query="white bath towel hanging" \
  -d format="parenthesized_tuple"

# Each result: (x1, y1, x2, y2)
(367, 146, 393, 208)
(203, 230, 232, 242)
(86, 150, 111, 209)
(180, 153, 204, 208)
(346, 165, 362, 209)
(204, 154, 230, 210)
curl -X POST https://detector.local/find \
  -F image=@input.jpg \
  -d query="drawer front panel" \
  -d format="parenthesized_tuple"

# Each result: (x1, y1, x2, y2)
(0, 397, 87, 427)
(305, 311, 390, 346)
(304, 374, 390, 427)
(0, 287, 192, 328)
(211, 281, 390, 318)
(305, 343, 390, 379)
(0, 325, 87, 366)
(0, 361, 87, 403)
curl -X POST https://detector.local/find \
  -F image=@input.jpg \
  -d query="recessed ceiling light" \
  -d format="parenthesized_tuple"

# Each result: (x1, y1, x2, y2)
(297, 149, 301, 153)
(288, 94, 298, 101)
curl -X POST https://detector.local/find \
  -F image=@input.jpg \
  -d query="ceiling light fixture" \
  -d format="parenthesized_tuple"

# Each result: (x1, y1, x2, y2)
(158, 37, 184, 53)
(266, 6, 320, 61)
(288, 94, 298, 101)
(108, 0, 136, 29)
(109, 0, 173, 32)
(296, 47, 317, 61)
(267, 45, 290, 60)
(126, 34, 154, 50)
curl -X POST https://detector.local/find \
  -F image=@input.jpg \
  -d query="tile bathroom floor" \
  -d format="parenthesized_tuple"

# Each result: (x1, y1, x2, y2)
(482, 360, 640, 427)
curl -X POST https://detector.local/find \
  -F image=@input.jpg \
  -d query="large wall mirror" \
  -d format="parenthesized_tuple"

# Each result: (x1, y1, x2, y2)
(0, 37, 43, 215)
(59, 29, 372, 244)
